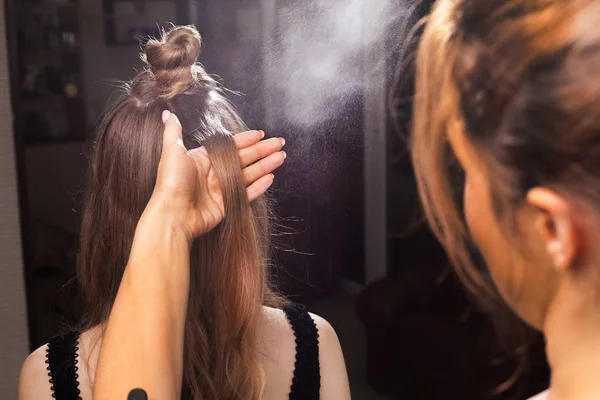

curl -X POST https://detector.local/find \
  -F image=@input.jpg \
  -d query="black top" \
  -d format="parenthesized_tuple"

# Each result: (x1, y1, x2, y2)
(46, 303, 321, 400)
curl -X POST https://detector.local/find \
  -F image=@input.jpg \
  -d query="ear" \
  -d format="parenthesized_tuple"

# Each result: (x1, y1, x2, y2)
(526, 187, 578, 271)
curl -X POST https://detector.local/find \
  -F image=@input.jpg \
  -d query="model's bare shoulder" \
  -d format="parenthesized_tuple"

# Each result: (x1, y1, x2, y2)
(308, 312, 351, 400)
(259, 306, 350, 399)
(18, 344, 53, 400)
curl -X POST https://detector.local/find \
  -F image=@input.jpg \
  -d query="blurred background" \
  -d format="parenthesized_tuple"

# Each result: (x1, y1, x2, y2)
(0, 0, 550, 398)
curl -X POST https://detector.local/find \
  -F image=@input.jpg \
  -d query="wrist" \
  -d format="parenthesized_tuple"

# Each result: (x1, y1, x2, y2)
(128, 202, 192, 289)
(137, 195, 193, 246)
(129, 206, 193, 274)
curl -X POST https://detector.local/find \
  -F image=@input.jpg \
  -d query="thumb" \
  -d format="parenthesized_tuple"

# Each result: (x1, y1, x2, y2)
(161, 110, 184, 150)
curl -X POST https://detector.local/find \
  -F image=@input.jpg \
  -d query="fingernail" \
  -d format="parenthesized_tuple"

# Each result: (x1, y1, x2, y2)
(162, 110, 171, 123)
(260, 130, 265, 139)
(270, 173, 275, 179)
(280, 137, 286, 146)
(281, 151, 287, 159)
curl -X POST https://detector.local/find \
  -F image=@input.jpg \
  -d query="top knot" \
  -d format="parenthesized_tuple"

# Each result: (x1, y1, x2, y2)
(143, 25, 202, 98)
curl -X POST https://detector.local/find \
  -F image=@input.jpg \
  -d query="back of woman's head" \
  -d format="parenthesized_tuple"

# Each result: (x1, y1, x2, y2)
(78, 25, 282, 399)
(413, 0, 600, 303)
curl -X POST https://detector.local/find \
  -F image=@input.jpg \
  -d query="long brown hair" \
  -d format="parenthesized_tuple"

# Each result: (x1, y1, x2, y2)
(412, 0, 600, 307)
(78, 25, 283, 399)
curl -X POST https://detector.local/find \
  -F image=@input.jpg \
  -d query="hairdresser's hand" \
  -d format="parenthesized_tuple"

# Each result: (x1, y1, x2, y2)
(148, 110, 286, 241)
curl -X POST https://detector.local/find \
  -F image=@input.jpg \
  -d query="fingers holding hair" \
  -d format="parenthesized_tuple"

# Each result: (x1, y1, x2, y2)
(161, 113, 283, 202)
(246, 174, 275, 202)
(243, 150, 286, 185)
(234, 130, 264, 149)
(239, 137, 286, 167)
(161, 110, 185, 150)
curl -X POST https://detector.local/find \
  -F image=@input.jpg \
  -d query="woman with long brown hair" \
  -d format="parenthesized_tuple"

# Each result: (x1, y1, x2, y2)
(18, 26, 350, 400)
(412, 0, 600, 399)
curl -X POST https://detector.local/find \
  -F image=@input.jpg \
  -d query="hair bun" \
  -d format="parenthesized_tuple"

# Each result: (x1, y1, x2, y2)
(143, 25, 202, 98)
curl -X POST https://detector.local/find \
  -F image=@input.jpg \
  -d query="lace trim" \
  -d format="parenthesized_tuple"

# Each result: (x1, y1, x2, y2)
(73, 332, 82, 400)
(283, 303, 321, 400)
(45, 331, 82, 400)
(45, 344, 55, 398)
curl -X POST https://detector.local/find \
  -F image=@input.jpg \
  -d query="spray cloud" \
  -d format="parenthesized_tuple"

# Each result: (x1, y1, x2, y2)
(265, 0, 410, 129)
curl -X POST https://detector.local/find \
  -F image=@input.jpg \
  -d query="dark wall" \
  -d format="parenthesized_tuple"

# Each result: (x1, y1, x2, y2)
(271, 94, 365, 301)
(386, 0, 446, 274)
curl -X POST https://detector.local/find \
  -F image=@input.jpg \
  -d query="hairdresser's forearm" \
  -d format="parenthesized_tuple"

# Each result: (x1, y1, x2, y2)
(94, 205, 191, 400)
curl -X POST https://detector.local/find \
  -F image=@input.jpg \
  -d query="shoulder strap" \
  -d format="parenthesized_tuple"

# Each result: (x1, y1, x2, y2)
(283, 303, 321, 400)
(46, 331, 82, 400)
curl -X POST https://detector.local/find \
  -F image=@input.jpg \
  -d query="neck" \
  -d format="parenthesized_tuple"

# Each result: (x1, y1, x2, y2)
(544, 273, 600, 400)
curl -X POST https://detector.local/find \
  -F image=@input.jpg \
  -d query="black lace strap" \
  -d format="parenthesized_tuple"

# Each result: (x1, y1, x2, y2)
(46, 331, 82, 400)
(283, 303, 321, 400)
